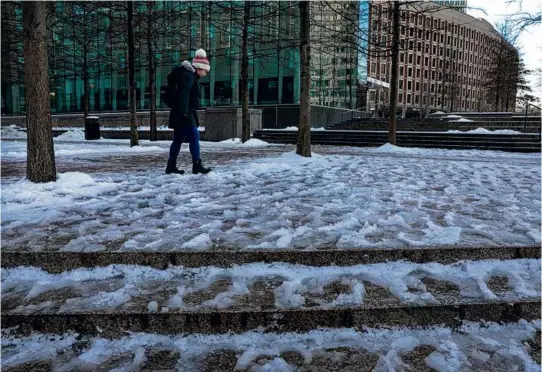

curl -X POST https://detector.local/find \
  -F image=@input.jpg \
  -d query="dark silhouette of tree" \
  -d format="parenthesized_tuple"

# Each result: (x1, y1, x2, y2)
(23, 1, 56, 182)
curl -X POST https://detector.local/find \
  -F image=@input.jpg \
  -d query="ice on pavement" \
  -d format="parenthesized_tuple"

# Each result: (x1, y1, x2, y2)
(2, 259, 539, 313)
(1, 140, 540, 251)
(2, 320, 540, 371)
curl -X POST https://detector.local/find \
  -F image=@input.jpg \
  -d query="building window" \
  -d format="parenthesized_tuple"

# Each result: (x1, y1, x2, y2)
(408, 54, 413, 64)
(407, 94, 411, 104)
(408, 67, 412, 77)
(407, 81, 412, 90)
(399, 80, 403, 89)
(415, 82, 420, 91)
(400, 53, 404, 62)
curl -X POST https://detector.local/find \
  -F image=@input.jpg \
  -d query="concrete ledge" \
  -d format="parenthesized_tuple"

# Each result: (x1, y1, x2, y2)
(2, 246, 539, 273)
(3, 300, 539, 337)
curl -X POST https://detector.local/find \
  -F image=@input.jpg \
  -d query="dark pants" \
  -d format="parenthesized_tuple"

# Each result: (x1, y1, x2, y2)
(167, 125, 201, 167)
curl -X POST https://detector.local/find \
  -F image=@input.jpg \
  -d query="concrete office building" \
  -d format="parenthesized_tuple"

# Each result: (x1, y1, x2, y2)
(365, 1, 519, 116)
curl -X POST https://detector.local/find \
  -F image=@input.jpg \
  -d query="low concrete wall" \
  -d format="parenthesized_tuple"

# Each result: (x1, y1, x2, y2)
(246, 105, 358, 129)
(1, 105, 353, 130)
(1, 110, 205, 128)
(204, 108, 262, 141)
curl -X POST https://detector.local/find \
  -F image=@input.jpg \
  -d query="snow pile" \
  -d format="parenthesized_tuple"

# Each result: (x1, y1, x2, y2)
(1, 125, 26, 139)
(447, 128, 523, 135)
(218, 138, 269, 147)
(263, 127, 326, 131)
(444, 115, 463, 120)
(2, 321, 540, 371)
(55, 129, 85, 140)
(2, 259, 539, 313)
(371, 143, 414, 153)
(452, 118, 474, 123)
(242, 138, 269, 147)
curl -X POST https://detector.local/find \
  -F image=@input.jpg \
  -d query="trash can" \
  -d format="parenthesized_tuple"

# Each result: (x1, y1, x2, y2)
(85, 116, 100, 140)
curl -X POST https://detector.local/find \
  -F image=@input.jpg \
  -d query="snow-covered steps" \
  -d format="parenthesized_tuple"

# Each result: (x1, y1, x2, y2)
(2, 260, 540, 335)
(2, 245, 539, 272)
(254, 130, 542, 152)
(2, 321, 540, 371)
(4, 300, 539, 338)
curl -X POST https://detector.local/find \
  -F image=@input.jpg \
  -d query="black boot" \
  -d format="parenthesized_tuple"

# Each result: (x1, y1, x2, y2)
(192, 159, 211, 174)
(165, 165, 185, 175)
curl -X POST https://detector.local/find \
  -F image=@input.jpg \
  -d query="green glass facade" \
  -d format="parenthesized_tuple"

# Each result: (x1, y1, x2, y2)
(1, 1, 303, 115)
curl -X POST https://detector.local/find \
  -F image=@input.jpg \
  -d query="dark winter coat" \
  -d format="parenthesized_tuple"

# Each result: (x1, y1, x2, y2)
(168, 60, 201, 129)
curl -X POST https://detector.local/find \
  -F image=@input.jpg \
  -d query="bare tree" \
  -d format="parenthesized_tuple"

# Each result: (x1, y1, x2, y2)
(297, 1, 311, 157)
(48, 2, 114, 118)
(22, 1, 56, 182)
(505, 0, 541, 30)
(145, 1, 158, 141)
(127, 1, 138, 147)
(1, 2, 24, 115)
(482, 20, 526, 112)
(241, 1, 251, 143)
(388, 1, 400, 144)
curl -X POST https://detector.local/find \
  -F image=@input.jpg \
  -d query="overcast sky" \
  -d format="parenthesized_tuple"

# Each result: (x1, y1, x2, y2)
(466, 0, 542, 101)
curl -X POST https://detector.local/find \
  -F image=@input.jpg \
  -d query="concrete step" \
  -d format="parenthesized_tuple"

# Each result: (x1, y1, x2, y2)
(256, 130, 541, 140)
(2, 320, 540, 371)
(2, 258, 540, 335)
(254, 131, 541, 152)
(3, 300, 539, 337)
(2, 245, 538, 272)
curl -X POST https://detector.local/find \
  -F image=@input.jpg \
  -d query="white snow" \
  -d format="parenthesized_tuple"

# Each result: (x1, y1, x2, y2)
(55, 129, 85, 140)
(1, 141, 539, 251)
(2, 321, 540, 371)
(262, 127, 326, 131)
(447, 128, 523, 134)
(372, 143, 415, 153)
(452, 118, 474, 123)
(2, 259, 539, 313)
(1, 125, 26, 139)
(218, 138, 269, 147)
(444, 115, 463, 119)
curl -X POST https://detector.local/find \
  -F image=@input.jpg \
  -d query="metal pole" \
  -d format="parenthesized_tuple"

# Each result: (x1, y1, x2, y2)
(524, 103, 528, 133)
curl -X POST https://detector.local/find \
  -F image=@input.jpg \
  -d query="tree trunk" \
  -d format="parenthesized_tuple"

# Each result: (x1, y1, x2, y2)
(241, 1, 250, 143)
(296, 1, 311, 157)
(23, 1, 56, 182)
(82, 5, 89, 119)
(147, 1, 157, 141)
(128, 1, 138, 147)
(83, 48, 90, 119)
(388, 0, 400, 145)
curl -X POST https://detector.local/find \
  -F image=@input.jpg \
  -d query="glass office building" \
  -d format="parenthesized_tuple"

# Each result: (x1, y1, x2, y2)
(1, 1, 361, 115)
(1, 2, 309, 115)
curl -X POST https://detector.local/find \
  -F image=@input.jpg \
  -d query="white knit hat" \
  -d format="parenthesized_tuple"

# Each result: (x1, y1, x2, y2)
(192, 48, 210, 72)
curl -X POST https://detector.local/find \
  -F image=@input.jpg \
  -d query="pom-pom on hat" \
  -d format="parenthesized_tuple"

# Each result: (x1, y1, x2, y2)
(192, 49, 210, 72)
